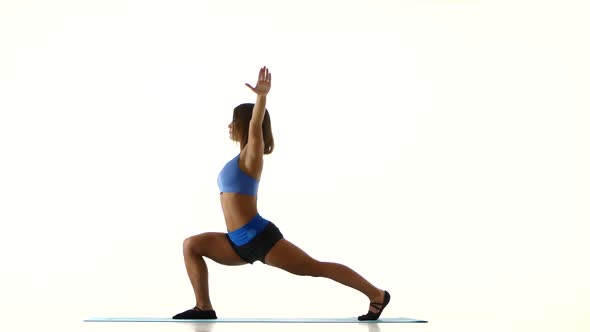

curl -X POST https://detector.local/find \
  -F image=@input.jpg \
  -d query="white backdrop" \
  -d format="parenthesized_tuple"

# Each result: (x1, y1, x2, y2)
(1, 1, 588, 331)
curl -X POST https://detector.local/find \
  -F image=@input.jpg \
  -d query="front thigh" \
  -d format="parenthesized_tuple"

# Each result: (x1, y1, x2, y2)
(185, 232, 247, 266)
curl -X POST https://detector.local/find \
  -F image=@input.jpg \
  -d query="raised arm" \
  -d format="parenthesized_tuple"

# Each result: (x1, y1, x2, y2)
(245, 66, 271, 157)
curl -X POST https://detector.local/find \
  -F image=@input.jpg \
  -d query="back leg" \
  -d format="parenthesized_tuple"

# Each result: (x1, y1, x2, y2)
(264, 238, 386, 316)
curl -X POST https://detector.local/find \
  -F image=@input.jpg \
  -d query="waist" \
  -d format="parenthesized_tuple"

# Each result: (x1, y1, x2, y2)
(220, 193, 258, 231)
(227, 213, 269, 246)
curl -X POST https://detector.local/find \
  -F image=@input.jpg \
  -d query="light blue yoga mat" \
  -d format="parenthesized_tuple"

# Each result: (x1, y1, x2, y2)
(84, 317, 427, 323)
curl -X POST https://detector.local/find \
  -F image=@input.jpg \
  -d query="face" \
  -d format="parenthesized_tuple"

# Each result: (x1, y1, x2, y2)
(228, 122, 237, 141)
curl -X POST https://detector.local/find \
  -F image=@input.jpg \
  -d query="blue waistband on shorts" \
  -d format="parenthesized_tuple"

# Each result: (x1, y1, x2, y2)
(227, 213, 269, 246)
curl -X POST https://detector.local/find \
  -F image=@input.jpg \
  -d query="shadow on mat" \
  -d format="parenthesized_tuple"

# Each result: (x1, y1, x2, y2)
(190, 321, 381, 332)
(359, 322, 382, 332)
(193, 323, 213, 332)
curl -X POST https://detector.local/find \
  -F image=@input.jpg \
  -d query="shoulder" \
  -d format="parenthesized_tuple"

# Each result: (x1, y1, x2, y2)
(239, 146, 263, 180)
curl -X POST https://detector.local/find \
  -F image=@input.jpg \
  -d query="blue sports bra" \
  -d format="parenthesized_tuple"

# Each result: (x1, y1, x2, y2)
(217, 154, 259, 196)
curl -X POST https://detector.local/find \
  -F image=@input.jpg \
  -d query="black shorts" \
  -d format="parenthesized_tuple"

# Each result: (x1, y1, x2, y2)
(226, 221, 283, 264)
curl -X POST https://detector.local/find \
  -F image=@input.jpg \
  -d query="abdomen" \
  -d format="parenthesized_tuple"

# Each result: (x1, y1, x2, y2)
(220, 193, 259, 231)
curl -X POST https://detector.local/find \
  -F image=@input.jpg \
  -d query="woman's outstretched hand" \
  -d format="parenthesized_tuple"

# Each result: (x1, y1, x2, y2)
(245, 66, 271, 96)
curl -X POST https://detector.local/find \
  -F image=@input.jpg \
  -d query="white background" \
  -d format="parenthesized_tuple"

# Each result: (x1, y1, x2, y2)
(1, 1, 589, 331)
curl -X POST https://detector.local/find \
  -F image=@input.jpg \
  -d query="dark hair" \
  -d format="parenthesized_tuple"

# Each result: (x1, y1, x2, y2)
(233, 103, 274, 154)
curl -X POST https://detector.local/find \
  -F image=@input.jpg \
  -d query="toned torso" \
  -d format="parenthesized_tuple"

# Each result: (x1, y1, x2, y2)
(220, 146, 263, 232)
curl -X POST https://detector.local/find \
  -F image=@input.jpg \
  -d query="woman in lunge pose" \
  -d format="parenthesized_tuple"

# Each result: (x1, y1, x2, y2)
(173, 66, 390, 321)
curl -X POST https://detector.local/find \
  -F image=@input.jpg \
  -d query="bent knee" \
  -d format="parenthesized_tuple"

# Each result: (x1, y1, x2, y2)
(183, 234, 206, 256)
(183, 236, 195, 254)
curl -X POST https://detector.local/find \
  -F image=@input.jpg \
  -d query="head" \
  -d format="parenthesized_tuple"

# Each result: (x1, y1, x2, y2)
(228, 103, 274, 154)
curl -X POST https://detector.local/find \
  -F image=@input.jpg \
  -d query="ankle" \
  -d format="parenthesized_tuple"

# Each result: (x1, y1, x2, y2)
(369, 289, 384, 301)
(195, 304, 213, 311)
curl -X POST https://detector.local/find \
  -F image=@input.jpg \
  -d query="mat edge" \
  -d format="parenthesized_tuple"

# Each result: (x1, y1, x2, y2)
(83, 318, 428, 324)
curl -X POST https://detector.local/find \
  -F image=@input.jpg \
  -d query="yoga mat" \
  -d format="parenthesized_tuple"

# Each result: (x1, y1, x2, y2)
(84, 317, 427, 323)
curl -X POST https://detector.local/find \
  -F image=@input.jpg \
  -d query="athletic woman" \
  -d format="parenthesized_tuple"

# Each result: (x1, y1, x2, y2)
(173, 66, 390, 321)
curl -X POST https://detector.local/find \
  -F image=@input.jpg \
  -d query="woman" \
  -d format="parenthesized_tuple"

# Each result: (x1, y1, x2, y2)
(173, 66, 390, 321)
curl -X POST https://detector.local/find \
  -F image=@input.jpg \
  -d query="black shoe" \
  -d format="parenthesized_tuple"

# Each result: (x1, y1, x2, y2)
(358, 290, 390, 321)
(173, 306, 217, 319)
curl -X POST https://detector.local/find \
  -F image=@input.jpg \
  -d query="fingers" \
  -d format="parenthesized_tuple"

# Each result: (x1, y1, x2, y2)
(258, 66, 271, 83)
(246, 67, 271, 94)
